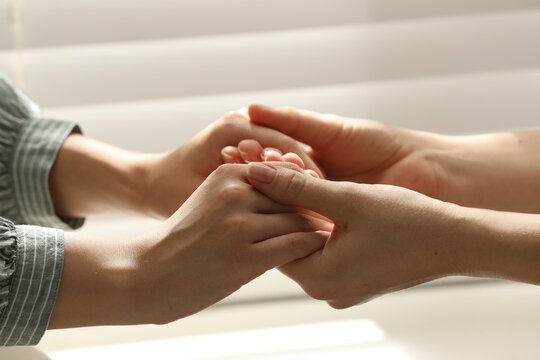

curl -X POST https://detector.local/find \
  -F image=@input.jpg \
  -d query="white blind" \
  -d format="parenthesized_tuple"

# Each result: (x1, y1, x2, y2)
(1, 0, 540, 303)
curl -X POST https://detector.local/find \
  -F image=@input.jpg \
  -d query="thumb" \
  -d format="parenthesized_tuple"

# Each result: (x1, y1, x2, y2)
(247, 163, 346, 219)
(248, 104, 342, 150)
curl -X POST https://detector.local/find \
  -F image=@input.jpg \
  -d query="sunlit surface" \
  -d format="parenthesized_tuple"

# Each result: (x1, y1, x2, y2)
(39, 282, 540, 359)
(48, 319, 410, 360)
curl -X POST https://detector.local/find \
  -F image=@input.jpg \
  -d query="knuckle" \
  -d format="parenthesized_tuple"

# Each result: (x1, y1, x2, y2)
(221, 111, 247, 124)
(223, 214, 248, 234)
(214, 163, 238, 176)
(281, 171, 308, 203)
(213, 116, 241, 134)
(214, 164, 235, 175)
(216, 181, 246, 202)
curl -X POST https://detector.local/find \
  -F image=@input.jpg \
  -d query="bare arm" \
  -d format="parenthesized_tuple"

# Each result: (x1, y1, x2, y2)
(246, 105, 540, 213)
(438, 131, 540, 213)
(48, 164, 327, 328)
(48, 111, 323, 220)
(245, 163, 540, 308)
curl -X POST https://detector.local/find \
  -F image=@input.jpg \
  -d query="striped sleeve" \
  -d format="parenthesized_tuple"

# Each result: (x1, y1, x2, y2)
(0, 220, 64, 346)
(0, 74, 84, 229)
(0, 74, 81, 345)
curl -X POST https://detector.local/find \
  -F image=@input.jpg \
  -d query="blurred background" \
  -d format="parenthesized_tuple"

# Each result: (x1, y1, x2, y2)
(1, 0, 540, 359)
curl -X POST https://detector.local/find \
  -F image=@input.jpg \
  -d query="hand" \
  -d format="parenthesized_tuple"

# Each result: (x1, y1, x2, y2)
(49, 110, 323, 220)
(246, 105, 540, 213)
(50, 163, 329, 327)
(245, 162, 463, 308)
(243, 104, 454, 200)
(139, 110, 324, 218)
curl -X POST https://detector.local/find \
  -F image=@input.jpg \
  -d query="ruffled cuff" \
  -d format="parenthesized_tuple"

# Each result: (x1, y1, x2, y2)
(0, 220, 64, 346)
(0, 219, 17, 318)
(0, 75, 84, 230)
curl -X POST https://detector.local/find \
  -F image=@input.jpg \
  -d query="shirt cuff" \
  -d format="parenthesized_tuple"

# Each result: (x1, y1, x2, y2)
(12, 118, 85, 230)
(0, 223, 64, 346)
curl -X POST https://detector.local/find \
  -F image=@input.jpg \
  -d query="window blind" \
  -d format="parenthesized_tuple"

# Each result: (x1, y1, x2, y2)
(1, 0, 540, 304)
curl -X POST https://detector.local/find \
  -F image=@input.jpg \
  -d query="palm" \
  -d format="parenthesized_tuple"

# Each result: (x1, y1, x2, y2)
(313, 120, 442, 198)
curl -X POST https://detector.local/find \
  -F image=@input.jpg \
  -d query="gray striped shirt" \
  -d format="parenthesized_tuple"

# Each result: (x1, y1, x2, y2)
(0, 75, 83, 346)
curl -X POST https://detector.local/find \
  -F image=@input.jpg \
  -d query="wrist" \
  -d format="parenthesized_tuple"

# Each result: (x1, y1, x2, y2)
(456, 208, 540, 284)
(50, 134, 149, 217)
(433, 132, 532, 211)
(134, 146, 195, 219)
(49, 232, 144, 328)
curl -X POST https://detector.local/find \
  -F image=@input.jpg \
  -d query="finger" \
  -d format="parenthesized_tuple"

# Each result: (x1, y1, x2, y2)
(248, 213, 333, 242)
(243, 162, 329, 221)
(248, 104, 343, 150)
(263, 148, 283, 162)
(238, 139, 264, 163)
(277, 234, 327, 283)
(305, 169, 320, 178)
(247, 163, 347, 219)
(253, 231, 328, 270)
(327, 299, 364, 309)
(246, 186, 291, 214)
(211, 164, 291, 213)
(221, 146, 243, 163)
(327, 293, 380, 308)
(236, 107, 248, 115)
(214, 115, 324, 177)
(283, 152, 305, 169)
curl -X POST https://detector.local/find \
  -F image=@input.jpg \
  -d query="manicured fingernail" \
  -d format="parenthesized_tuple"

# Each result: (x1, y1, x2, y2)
(248, 163, 276, 183)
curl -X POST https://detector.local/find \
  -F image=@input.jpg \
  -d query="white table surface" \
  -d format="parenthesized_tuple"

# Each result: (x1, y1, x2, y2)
(1, 279, 539, 360)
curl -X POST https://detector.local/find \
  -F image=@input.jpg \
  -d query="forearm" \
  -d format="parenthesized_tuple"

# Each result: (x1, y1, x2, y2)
(430, 131, 540, 212)
(48, 232, 145, 328)
(452, 205, 540, 285)
(49, 134, 153, 218)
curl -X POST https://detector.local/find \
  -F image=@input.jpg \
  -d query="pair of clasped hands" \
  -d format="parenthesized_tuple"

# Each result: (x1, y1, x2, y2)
(54, 103, 540, 328)
(126, 103, 464, 324)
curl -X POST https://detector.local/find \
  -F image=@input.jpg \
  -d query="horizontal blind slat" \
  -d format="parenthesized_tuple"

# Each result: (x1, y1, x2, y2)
(21, 11, 540, 108)
(7, 0, 540, 50)
(43, 69, 540, 152)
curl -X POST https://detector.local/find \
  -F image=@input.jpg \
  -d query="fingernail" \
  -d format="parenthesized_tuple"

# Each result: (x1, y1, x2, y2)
(248, 163, 277, 184)
(264, 149, 283, 161)
(239, 150, 253, 163)
(264, 147, 282, 155)
(222, 152, 234, 163)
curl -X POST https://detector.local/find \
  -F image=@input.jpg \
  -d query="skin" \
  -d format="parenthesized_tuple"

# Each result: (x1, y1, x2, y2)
(46, 110, 329, 328)
(238, 104, 540, 213)
(49, 110, 323, 220)
(49, 163, 329, 328)
(246, 163, 540, 309)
